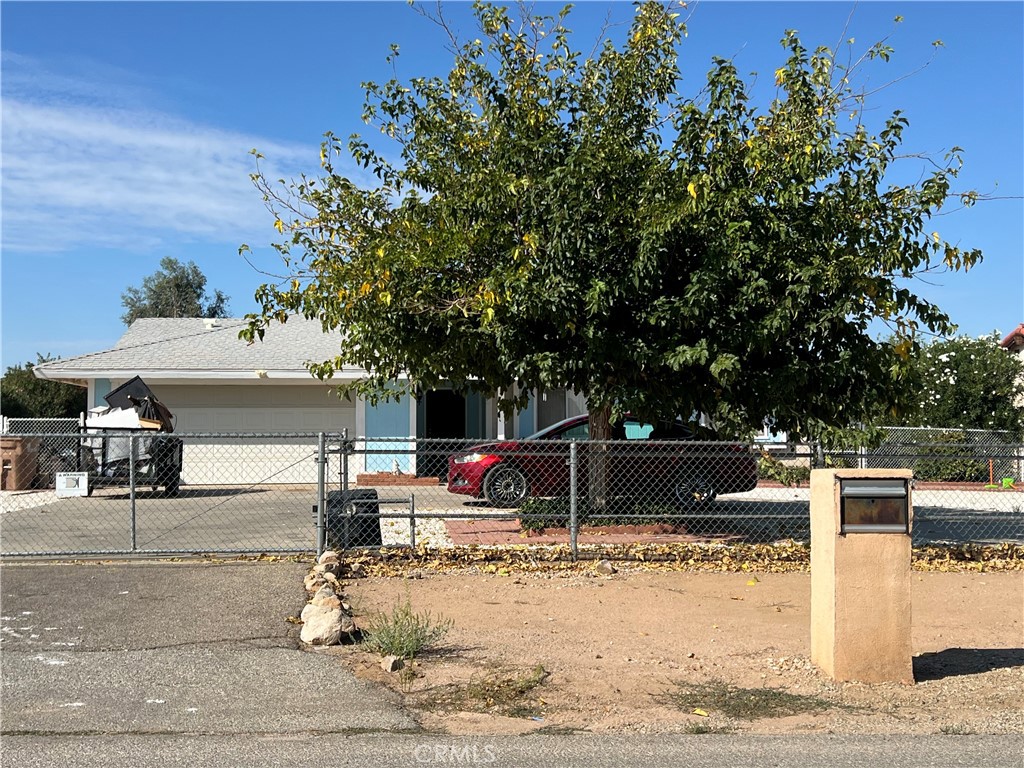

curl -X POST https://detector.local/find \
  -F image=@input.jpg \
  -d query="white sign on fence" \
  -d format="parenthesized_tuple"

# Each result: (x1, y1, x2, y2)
(55, 472, 89, 498)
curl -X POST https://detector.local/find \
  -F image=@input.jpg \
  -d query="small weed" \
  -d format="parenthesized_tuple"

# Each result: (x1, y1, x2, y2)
(420, 665, 550, 718)
(398, 661, 420, 693)
(518, 498, 569, 532)
(939, 723, 975, 735)
(362, 599, 453, 660)
(466, 664, 550, 717)
(683, 720, 734, 734)
(667, 679, 838, 720)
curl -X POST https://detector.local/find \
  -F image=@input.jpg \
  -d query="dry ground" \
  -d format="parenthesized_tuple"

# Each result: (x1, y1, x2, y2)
(326, 569, 1023, 736)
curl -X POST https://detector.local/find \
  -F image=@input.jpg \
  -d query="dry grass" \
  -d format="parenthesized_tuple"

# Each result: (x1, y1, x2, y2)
(416, 664, 550, 719)
(667, 679, 843, 720)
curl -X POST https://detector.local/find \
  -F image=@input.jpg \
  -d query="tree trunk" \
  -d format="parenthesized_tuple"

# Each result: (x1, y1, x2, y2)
(587, 401, 613, 517)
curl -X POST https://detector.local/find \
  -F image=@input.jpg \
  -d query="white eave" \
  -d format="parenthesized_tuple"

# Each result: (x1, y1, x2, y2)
(33, 367, 373, 384)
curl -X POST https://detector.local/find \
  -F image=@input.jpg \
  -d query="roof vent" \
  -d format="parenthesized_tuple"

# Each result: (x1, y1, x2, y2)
(203, 319, 220, 330)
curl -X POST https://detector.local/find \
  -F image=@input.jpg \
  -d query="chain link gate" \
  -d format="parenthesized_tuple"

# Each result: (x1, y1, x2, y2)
(2, 432, 340, 557)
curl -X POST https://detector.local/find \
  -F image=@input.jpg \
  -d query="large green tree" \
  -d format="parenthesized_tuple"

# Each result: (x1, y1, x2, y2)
(899, 334, 1024, 437)
(243, 2, 981, 447)
(121, 257, 230, 325)
(1, 355, 87, 418)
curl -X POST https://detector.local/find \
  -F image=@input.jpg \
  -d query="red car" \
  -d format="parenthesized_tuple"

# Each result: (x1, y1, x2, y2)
(447, 414, 758, 508)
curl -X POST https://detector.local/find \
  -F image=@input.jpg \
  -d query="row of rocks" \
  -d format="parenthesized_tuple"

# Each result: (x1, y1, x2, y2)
(299, 550, 358, 646)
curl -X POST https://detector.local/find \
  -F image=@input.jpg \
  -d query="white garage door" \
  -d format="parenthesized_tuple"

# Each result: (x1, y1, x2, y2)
(153, 385, 355, 485)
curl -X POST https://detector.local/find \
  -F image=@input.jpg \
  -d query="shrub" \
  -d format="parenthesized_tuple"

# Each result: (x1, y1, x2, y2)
(362, 599, 452, 659)
(913, 431, 988, 483)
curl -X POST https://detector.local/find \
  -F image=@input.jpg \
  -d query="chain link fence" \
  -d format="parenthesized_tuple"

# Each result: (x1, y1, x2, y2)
(1, 430, 1021, 558)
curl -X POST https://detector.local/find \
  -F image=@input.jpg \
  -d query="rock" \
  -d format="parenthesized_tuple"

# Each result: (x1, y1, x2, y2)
(323, 571, 338, 583)
(309, 593, 342, 610)
(303, 573, 326, 593)
(595, 560, 617, 576)
(312, 586, 336, 602)
(300, 605, 343, 646)
(300, 602, 326, 623)
(339, 613, 357, 636)
(313, 561, 341, 576)
(318, 550, 340, 565)
(381, 655, 405, 673)
(311, 594, 342, 611)
(348, 562, 364, 577)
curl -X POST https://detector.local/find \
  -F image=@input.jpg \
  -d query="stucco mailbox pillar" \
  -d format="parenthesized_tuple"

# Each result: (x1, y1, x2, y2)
(810, 468, 914, 684)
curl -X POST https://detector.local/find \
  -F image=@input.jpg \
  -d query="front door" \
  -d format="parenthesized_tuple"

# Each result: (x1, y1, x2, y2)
(418, 389, 467, 479)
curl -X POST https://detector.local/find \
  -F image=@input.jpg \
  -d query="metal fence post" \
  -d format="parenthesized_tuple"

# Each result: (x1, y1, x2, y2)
(410, 493, 417, 549)
(316, 432, 327, 556)
(569, 440, 579, 561)
(341, 427, 350, 494)
(129, 434, 137, 552)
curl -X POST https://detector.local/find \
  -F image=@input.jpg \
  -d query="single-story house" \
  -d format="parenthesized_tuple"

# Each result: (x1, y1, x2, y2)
(33, 317, 585, 483)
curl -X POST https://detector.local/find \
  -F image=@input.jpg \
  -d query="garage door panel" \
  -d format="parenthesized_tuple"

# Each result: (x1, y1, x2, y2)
(171, 405, 355, 485)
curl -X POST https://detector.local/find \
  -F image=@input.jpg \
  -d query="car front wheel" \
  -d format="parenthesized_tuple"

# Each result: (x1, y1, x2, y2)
(675, 476, 716, 507)
(483, 465, 529, 507)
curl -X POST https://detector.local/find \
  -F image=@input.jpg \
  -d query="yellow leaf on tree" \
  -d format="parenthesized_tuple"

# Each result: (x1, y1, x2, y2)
(273, 219, 284, 234)
(687, 181, 698, 200)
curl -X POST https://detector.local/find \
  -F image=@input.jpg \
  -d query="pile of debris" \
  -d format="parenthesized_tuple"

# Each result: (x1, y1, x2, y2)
(299, 550, 361, 645)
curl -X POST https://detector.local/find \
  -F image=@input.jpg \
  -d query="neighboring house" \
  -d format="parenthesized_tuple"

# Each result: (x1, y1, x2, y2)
(1000, 323, 1024, 358)
(32, 317, 584, 482)
(1000, 323, 1024, 409)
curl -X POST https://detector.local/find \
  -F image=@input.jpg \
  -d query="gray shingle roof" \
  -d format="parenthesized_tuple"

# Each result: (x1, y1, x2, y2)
(35, 317, 361, 375)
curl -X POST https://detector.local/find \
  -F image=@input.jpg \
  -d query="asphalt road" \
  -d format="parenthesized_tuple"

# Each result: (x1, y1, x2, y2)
(3, 733, 1022, 767)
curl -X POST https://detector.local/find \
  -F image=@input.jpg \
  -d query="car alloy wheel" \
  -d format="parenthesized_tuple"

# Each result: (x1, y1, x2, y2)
(675, 477, 716, 507)
(484, 465, 529, 507)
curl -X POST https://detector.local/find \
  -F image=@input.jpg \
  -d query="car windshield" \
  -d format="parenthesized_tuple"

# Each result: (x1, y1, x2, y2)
(523, 416, 587, 440)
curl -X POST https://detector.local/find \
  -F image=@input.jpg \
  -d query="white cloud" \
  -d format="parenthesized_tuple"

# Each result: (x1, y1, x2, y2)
(0, 54, 322, 253)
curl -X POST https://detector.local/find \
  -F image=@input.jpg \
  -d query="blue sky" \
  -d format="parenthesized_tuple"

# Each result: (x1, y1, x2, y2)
(2, 1, 1021, 372)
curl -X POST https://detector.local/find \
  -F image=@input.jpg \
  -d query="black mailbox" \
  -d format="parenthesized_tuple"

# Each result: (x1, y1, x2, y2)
(839, 478, 910, 534)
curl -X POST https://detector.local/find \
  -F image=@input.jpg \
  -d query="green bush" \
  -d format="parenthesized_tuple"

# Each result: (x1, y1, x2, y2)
(757, 455, 811, 486)
(362, 599, 452, 659)
(518, 497, 570, 531)
(912, 431, 988, 483)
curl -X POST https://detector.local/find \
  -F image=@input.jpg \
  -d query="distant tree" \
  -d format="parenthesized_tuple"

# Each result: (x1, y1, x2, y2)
(1, 355, 87, 418)
(121, 257, 230, 325)
(899, 334, 1024, 437)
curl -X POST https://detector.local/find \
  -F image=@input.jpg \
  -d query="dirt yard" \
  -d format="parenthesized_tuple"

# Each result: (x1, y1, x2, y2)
(330, 568, 1023, 736)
